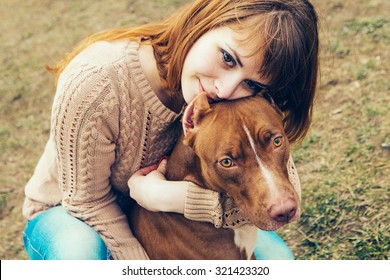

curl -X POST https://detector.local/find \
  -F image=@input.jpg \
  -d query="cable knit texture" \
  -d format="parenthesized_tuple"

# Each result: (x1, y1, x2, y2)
(23, 40, 302, 259)
(23, 40, 182, 259)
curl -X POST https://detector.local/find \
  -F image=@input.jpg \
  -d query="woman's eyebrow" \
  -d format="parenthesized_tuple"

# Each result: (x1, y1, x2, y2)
(226, 43, 244, 67)
(225, 43, 269, 88)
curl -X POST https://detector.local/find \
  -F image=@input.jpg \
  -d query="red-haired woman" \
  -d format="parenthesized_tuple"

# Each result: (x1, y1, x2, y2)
(23, 0, 318, 260)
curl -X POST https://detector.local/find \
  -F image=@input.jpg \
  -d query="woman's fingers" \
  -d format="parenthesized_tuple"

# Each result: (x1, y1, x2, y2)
(156, 158, 167, 175)
(127, 159, 169, 212)
(135, 163, 159, 176)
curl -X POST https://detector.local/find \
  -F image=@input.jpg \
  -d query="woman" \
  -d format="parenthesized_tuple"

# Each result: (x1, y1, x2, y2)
(23, 0, 318, 260)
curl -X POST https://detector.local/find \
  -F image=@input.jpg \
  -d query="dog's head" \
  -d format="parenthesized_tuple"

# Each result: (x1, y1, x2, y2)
(182, 93, 300, 231)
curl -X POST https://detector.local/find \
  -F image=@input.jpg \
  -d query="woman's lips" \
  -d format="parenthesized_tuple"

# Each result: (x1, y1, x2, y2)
(198, 79, 205, 93)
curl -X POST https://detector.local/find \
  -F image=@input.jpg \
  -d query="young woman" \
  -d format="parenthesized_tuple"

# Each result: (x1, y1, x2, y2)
(23, 0, 318, 260)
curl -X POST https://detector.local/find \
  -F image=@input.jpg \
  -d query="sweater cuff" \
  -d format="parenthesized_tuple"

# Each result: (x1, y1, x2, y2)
(184, 183, 223, 228)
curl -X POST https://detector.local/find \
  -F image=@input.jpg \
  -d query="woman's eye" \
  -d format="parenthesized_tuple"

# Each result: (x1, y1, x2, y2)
(219, 158, 234, 168)
(221, 49, 236, 68)
(244, 80, 267, 94)
(273, 136, 283, 147)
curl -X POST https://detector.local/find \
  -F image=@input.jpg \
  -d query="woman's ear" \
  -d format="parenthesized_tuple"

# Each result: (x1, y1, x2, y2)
(182, 92, 211, 146)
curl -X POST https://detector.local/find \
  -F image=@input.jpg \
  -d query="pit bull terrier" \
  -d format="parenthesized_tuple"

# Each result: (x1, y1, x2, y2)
(128, 93, 300, 259)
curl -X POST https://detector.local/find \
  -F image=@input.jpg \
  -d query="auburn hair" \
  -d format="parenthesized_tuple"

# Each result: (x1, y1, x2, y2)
(50, 0, 319, 144)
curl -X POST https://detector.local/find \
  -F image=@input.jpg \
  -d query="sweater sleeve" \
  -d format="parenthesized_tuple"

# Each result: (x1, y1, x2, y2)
(52, 62, 148, 260)
(184, 155, 302, 228)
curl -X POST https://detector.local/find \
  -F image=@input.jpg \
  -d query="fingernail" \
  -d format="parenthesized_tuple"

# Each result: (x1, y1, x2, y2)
(158, 156, 168, 166)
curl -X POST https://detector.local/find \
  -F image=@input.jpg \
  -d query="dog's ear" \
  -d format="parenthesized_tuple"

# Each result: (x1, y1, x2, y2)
(182, 92, 211, 147)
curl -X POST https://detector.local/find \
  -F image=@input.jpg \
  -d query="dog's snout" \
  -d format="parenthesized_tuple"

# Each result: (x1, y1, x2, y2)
(269, 198, 297, 224)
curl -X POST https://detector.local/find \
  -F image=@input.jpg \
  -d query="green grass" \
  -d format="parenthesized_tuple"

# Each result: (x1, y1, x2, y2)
(1, 0, 389, 260)
(277, 0, 390, 259)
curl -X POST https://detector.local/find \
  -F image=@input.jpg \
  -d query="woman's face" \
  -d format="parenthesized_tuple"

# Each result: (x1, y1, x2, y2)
(181, 25, 269, 104)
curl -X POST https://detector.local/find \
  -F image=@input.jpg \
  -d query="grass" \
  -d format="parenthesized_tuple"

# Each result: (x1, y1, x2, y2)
(0, 0, 389, 260)
(277, 0, 390, 259)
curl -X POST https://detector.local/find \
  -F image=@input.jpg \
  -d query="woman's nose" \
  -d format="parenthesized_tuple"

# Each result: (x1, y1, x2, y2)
(214, 76, 241, 100)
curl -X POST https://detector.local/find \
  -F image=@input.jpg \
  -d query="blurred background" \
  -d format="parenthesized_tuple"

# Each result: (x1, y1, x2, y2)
(0, 0, 389, 260)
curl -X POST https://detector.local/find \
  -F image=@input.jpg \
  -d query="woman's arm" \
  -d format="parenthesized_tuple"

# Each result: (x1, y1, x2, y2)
(129, 156, 301, 228)
(128, 159, 186, 213)
(128, 158, 247, 228)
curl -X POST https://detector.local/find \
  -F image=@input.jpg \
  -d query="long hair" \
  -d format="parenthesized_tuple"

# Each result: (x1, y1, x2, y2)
(50, 0, 319, 144)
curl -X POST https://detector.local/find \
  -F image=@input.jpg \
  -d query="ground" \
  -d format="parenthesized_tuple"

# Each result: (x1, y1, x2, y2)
(0, 0, 389, 260)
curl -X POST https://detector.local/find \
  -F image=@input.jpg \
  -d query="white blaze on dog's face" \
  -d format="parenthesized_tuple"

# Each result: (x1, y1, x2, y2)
(183, 93, 301, 231)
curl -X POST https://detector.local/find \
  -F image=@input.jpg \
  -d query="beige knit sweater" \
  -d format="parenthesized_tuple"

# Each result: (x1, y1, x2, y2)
(23, 40, 301, 260)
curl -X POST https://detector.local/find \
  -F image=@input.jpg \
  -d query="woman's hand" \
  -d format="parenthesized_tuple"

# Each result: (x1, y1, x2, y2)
(128, 159, 187, 214)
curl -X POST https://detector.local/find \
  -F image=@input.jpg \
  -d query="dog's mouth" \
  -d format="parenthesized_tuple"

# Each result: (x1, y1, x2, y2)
(260, 209, 301, 231)
(237, 200, 301, 231)
(259, 210, 300, 231)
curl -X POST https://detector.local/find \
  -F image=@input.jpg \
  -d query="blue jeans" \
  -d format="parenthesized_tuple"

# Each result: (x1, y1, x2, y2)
(23, 206, 294, 260)
(254, 230, 294, 260)
(23, 206, 110, 260)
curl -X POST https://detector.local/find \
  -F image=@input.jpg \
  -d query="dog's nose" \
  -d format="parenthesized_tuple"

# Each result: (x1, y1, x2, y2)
(269, 199, 297, 223)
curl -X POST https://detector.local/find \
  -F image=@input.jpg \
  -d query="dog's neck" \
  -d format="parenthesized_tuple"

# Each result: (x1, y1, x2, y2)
(166, 135, 257, 259)
(166, 135, 208, 188)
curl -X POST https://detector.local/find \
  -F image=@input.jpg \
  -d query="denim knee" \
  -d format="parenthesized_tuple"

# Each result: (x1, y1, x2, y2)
(50, 221, 109, 260)
(23, 206, 110, 260)
(254, 230, 295, 260)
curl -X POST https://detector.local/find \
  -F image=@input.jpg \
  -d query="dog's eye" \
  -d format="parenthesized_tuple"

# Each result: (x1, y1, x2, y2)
(219, 158, 234, 168)
(273, 137, 283, 147)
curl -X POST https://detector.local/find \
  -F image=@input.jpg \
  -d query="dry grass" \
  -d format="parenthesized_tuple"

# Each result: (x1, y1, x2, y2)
(0, 0, 389, 260)
(0, 0, 189, 260)
(278, 0, 390, 259)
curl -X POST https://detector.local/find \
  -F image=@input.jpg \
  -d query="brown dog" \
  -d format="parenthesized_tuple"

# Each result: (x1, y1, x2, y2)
(128, 93, 300, 259)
